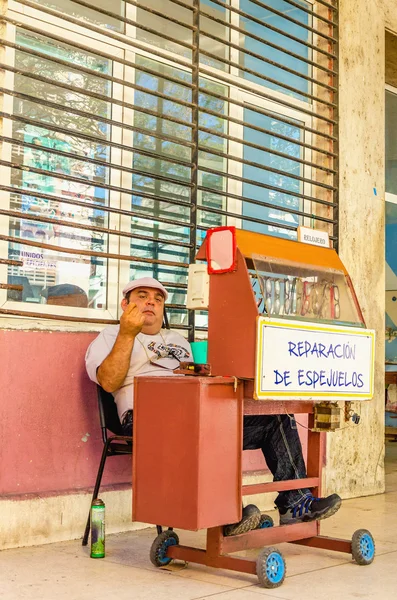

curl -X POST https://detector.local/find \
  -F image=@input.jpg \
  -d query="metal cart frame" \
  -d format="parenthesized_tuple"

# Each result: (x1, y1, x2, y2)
(164, 396, 352, 576)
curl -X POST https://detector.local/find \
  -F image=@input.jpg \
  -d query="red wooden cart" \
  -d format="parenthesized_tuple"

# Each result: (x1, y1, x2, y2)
(132, 228, 376, 588)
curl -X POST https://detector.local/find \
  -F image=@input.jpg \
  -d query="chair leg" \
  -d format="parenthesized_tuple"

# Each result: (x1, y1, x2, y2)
(82, 440, 111, 546)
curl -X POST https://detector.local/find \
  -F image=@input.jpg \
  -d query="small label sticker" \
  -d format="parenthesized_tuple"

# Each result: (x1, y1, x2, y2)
(297, 226, 330, 248)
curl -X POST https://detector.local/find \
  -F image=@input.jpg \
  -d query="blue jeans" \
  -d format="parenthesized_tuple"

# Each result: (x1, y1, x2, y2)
(243, 415, 311, 510)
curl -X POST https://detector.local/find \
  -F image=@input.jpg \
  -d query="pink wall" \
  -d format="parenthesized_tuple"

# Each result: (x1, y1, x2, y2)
(0, 329, 307, 497)
(0, 330, 131, 496)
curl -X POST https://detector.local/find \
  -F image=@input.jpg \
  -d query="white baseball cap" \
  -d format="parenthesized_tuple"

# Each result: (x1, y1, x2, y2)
(122, 277, 168, 300)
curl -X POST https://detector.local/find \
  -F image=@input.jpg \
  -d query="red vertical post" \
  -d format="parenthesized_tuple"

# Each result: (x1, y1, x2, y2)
(206, 526, 225, 559)
(306, 415, 325, 536)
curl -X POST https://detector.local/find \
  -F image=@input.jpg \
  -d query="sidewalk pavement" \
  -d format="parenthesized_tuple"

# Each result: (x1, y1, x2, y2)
(2, 445, 397, 600)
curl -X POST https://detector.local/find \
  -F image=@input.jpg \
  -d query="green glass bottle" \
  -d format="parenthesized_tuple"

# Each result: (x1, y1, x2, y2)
(90, 499, 105, 558)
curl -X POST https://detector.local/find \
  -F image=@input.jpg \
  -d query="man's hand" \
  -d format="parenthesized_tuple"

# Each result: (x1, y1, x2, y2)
(119, 302, 145, 338)
(97, 303, 143, 392)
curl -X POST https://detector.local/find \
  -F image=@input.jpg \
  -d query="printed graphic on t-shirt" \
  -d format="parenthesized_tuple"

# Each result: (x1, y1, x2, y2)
(147, 341, 191, 361)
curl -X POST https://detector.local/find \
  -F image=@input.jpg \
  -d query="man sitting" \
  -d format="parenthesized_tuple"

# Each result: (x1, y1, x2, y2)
(85, 277, 341, 535)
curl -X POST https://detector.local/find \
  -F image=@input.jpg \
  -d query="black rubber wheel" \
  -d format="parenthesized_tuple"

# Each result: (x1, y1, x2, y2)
(256, 547, 286, 588)
(258, 514, 274, 529)
(352, 529, 375, 565)
(150, 530, 180, 567)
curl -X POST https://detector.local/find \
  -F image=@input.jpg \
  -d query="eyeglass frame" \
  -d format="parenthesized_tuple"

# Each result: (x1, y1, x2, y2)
(149, 347, 183, 369)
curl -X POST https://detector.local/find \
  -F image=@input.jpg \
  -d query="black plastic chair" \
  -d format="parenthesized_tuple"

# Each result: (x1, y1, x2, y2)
(83, 309, 172, 546)
(82, 385, 133, 546)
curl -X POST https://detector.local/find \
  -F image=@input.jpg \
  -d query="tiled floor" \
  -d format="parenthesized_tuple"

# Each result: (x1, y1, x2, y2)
(2, 444, 397, 600)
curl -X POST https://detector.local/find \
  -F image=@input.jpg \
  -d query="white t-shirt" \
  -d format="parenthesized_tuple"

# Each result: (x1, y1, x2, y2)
(85, 326, 192, 420)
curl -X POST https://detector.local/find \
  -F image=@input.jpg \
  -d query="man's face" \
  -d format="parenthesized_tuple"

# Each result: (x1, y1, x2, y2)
(122, 286, 165, 333)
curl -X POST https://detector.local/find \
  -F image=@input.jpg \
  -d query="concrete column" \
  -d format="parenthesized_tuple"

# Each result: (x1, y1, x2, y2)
(325, 0, 386, 498)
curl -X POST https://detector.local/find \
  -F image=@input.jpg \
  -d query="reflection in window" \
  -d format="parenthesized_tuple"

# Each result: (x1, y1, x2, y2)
(8, 28, 112, 309)
(200, 0, 230, 72)
(242, 106, 303, 239)
(135, 0, 230, 69)
(135, 0, 192, 59)
(239, 0, 311, 102)
(31, 0, 125, 32)
(198, 78, 228, 233)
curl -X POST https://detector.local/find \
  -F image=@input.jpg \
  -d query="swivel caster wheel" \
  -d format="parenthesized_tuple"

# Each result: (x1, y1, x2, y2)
(351, 529, 375, 565)
(256, 547, 286, 588)
(257, 514, 274, 529)
(150, 530, 179, 567)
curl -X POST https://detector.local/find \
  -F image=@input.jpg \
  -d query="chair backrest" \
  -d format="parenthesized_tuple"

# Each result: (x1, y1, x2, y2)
(96, 385, 123, 440)
(163, 309, 170, 330)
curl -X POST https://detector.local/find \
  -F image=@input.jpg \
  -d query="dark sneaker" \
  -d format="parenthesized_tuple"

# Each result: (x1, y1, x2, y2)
(224, 504, 261, 536)
(279, 493, 341, 525)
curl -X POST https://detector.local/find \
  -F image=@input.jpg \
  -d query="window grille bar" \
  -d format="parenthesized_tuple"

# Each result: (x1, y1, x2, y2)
(197, 187, 336, 221)
(3, 184, 192, 223)
(89, 181, 336, 225)
(280, 0, 337, 26)
(239, 0, 337, 42)
(198, 10, 337, 75)
(0, 63, 335, 172)
(122, 0, 197, 31)
(2, 192, 193, 237)
(197, 88, 336, 143)
(0, 156, 193, 200)
(0, 307, 120, 324)
(0, 55, 195, 129)
(0, 111, 193, 169)
(197, 146, 336, 191)
(198, 126, 336, 174)
(189, 0, 200, 342)
(0, 234, 190, 268)
(0, 0, 339, 324)
(2, 19, 196, 90)
(205, 0, 337, 59)
(60, 0, 196, 48)
(201, 30, 337, 91)
(199, 165, 336, 200)
(1, 135, 193, 191)
(0, 88, 193, 155)
(3, 15, 336, 121)
(0, 84, 193, 146)
(197, 203, 335, 227)
(0, 307, 193, 326)
(0, 46, 195, 108)
(10, 2, 194, 69)
(0, 258, 23, 266)
(156, 0, 196, 11)
(199, 106, 337, 155)
(199, 48, 336, 107)
(197, 183, 336, 210)
(0, 283, 23, 291)
(331, 0, 340, 251)
(0, 208, 193, 249)
(199, 67, 337, 125)
(2, 22, 337, 132)
(311, 0, 337, 11)
(195, 221, 337, 243)
(197, 203, 316, 231)
(16, 0, 195, 51)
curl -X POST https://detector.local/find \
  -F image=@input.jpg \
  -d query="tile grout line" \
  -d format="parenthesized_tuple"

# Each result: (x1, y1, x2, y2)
(190, 587, 291, 600)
